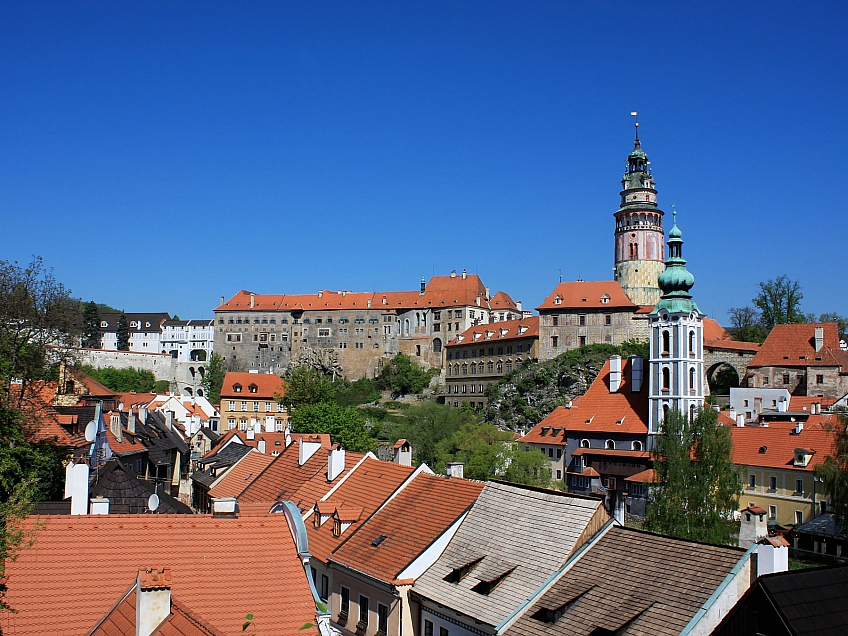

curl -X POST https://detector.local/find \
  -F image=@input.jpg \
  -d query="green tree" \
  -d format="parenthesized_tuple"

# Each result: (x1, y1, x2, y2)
(504, 446, 552, 486)
(280, 365, 335, 412)
(201, 352, 226, 403)
(81, 301, 101, 349)
(392, 401, 478, 468)
(818, 313, 848, 342)
(377, 354, 435, 395)
(645, 408, 741, 545)
(289, 402, 374, 453)
(116, 312, 130, 351)
(753, 275, 805, 329)
(727, 305, 768, 343)
(80, 365, 156, 393)
(815, 409, 848, 530)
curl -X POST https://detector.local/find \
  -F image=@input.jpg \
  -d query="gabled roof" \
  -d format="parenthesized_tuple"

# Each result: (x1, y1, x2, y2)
(413, 481, 608, 629)
(330, 473, 484, 583)
(750, 322, 848, 369)
(489, 291, 519, 310)
(1, 513, 316, 635)
(446, 316, 539, 348)
(729, 424, 836, 472)
(703, 317, 730, 340)
(89, 458, 193, 514)
(98, 313, 171, 333)
(536, 281, 638, 311)
(192, 443, 252, 487)
(219, 372, 286, 400)
(212, 429, 329, 453)
(521, 358, 648, 440)
(207, 450, 275, 499)
(307, 457, 415, 563)
(504, 526, 748, 636)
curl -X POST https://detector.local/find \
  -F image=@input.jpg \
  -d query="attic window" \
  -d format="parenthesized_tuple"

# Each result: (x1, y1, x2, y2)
(759, 446, 767, 454)
(471, 566, 516, 595)
(443, 556, 484, 583)
(541, 426, 551, 437)
(600, 294, 610, 304)
(249, 384, 258, 393)
(552, 427, 562, 437)
(233, 384, 242, 393)
(554, 295, 562, 305)
(371, 535, 387, 547)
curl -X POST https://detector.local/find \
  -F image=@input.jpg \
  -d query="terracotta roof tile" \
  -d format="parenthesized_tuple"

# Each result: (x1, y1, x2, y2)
(1, 514, 315, 635)
(788, 396, 837, 412)
(521, 358, 648, 440)
(208, 451, 275, 499)
(729, 425, 836, 472)
(219, 373, 286, 400)
(330, 473, 483, 582)
(446, 316, 539, 348)
(703, 318, 730, 340)
(750, 322, 848, 368)
(307, 457, 414, 563)
(705, 338, 761, 352)
(536, 281, 637, 311)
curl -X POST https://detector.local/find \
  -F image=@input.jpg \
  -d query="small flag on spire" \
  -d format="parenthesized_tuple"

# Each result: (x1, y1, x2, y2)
(630, 111, 638, 116)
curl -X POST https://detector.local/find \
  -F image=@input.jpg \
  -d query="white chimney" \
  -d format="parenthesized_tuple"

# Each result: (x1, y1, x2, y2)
(139, 406, 148, 424)
(630, 356, 644, 392)
(328, 446, 346, 481)
(211, 497, 237, 517)
(128, 410, 136, 434)
(136, 568, 172, 636)
(729, 408, 737, 423)
(246, 427, 255, 440)
(812, 402, 821, 415)
(299, 438, 322, 466)
(257, 440, 266, 454)
(67, 462, 90, 515)
(814, 326, 824, 352)
(110, 413, 122, 442)
(462, 268, 467, 279)
(285, 429, 292, 447)
(778, 398, 788, 413)
(250, 292, 256, 309)
(165, 411, 174, 431)
(89, 497, 109, 515)
(446, 462, 464, 478)
(736, 414, 745, 427)
(220, 295, 225, 306)
(609, 356, 622, 393)
(795, 421, 804, 435)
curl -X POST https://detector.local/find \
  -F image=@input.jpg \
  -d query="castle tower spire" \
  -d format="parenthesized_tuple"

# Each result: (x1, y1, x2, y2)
(647, 211, 704, 448)
(613, 122, 665, 306)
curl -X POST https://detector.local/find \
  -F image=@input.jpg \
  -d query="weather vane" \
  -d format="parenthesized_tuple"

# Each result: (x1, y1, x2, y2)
(631, 111, 639, 138)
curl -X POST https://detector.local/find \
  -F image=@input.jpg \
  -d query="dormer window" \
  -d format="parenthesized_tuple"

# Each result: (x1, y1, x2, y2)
(333, 517, 341, 537)
(233, 384, 242, 393)
(443, 556, 484, 583)
(600, 293, 610, 304)
(554, 295, 562, 305)
(794, 448, 812, 467)
(541, 426, 551, 437)
(249, 384, 258, 393)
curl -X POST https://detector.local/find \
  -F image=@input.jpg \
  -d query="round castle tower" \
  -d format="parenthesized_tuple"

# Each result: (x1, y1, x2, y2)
(613, 124, 665, 306)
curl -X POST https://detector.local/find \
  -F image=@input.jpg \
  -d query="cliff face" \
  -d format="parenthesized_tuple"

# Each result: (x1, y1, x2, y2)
(484, 342, 648, 431)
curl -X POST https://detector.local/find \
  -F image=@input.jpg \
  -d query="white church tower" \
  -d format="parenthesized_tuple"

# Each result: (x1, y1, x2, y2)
(648, 210, 704, 448)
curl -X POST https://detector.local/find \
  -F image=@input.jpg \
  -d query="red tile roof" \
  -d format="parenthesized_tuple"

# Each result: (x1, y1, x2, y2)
(208, 451, 275, 499)
(211, 429, 329, 455)
(750, 323, 848, 368)
(330, 473, 483, 583)
(729, 425, 836, 472)
(571, 448, 650, 459)
(307, 457, 415, 563)
(446, 316, 539, 348)
(705, 339, 761, 352)
(219, 372, 287, 400)
(1, 514, 316, 635)
(536, 281, 638, 311)
(521, 358, 648, 439)
(489, 291, 519, 310)
(789, 396, 837, 412)
(703, 318, 730, 340)
(624, 468, 655, 483)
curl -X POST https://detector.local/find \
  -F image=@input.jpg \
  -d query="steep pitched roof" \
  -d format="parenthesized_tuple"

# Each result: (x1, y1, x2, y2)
(504, 526, 748, 636)
(413, 481, 608, 629)
(219, 372, 286, 400)
(536, 281, 638, 311)
(703, 317, 731, 340)
(521, 358, 648, 439)
(330, 473, 484, 583)
(207, 450, 275, 499)
(307, 457, 415, 563)
(1, 513, 316, 635)
(447, 316, 539, 348)
(89, 458, 193, 514)
(750, 322, 848, 368)
(729, 424, 836, 472)
(98, 313, 171, 334)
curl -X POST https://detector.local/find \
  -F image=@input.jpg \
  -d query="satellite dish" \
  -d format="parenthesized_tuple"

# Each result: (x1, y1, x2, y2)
(147, 493, 160, 512)
(84, 420, 98, 442)
(118, 402, 124, 412)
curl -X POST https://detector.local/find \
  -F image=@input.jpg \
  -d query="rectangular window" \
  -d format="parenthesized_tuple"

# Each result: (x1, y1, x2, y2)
(341, 586, 350, 616)
(241, 401, 247, 412)
(455, 310, 462, 318)
(769, 475, 777, 491)
(424, 620, 434, 636)
(817, 374, 824, 384)
(783, 373, 790, 384)
(605, 314, 612, 325)
(228, 401, 236, 411)
(795, 510, 803, 525)
(277, 402, 284, 413)
(265, 402, 273, 412)
(579, 315, 586, 326)
(318, 328, 331, 337)
(253, 402, 260, 412)
(749, 474, 756, 489)
(320, 575, 329, 602)
(795, 478, 804, 494)
(551, 335, 559, 347)
(378, 603, 388, 634)
(359, 595, 369, 626)
(552, 315, 559, 326)
(440, 627, 449, 636)
(768, 505, 776, 520)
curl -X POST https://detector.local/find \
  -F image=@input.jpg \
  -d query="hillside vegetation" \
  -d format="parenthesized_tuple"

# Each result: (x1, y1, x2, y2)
(484, 341, 649, 431)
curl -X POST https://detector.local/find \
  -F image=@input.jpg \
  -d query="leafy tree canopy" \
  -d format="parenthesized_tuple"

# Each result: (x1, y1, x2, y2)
(80, 365, 157, 393)
(201, 352, 226, 404)
(645, 408, 741, 545)
(391, 401, 480, 468)
(377, 353, 438, 396)
(289, 402, 374, 453)
(815, 409, 848, 530)
(753, 275, 805, 329)
(280, 365, 335, 412)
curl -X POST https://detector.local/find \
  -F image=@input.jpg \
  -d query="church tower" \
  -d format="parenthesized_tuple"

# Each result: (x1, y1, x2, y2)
(647, 211, 704, 448)
(613, 122, 665, 306)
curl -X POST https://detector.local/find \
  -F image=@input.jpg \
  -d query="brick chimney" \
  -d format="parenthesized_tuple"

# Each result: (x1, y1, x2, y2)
(136, 568, 172, 636)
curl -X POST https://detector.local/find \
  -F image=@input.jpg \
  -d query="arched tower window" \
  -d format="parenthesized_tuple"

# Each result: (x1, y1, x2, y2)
(661, 330, 670, 355)
(689, 367, 696, 391)
(580, 439, 590, 448)
(689, 330, 696, 355)
(662, 367, 670, 391)
(632, 440, 643, 451)
(605, 439, 615, 450)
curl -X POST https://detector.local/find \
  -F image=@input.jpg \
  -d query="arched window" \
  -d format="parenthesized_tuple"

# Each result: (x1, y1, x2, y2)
(661, 330, 670, 355)
(689, 330, 696, 355)
(690, 404, 697, 422)
(632, 440, 643, 451)
(433, 338, 442, 353)
(580, 439, 590, 448)
(662, 367, 670, 391)
(605, 439, 615, 450)
(470, 362, 476, 374)
(689, 367, 696, 391)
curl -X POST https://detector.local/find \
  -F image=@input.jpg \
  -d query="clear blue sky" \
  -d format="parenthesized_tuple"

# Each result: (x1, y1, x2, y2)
(3, 2, 846, 324)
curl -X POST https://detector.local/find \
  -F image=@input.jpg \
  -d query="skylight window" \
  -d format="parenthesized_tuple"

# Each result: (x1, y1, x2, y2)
(371, 535, 387, 547)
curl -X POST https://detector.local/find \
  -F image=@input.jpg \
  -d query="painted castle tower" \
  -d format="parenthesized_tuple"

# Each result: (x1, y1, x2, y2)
(647, 211, 704, 447)
(613, 123, 665, 306)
